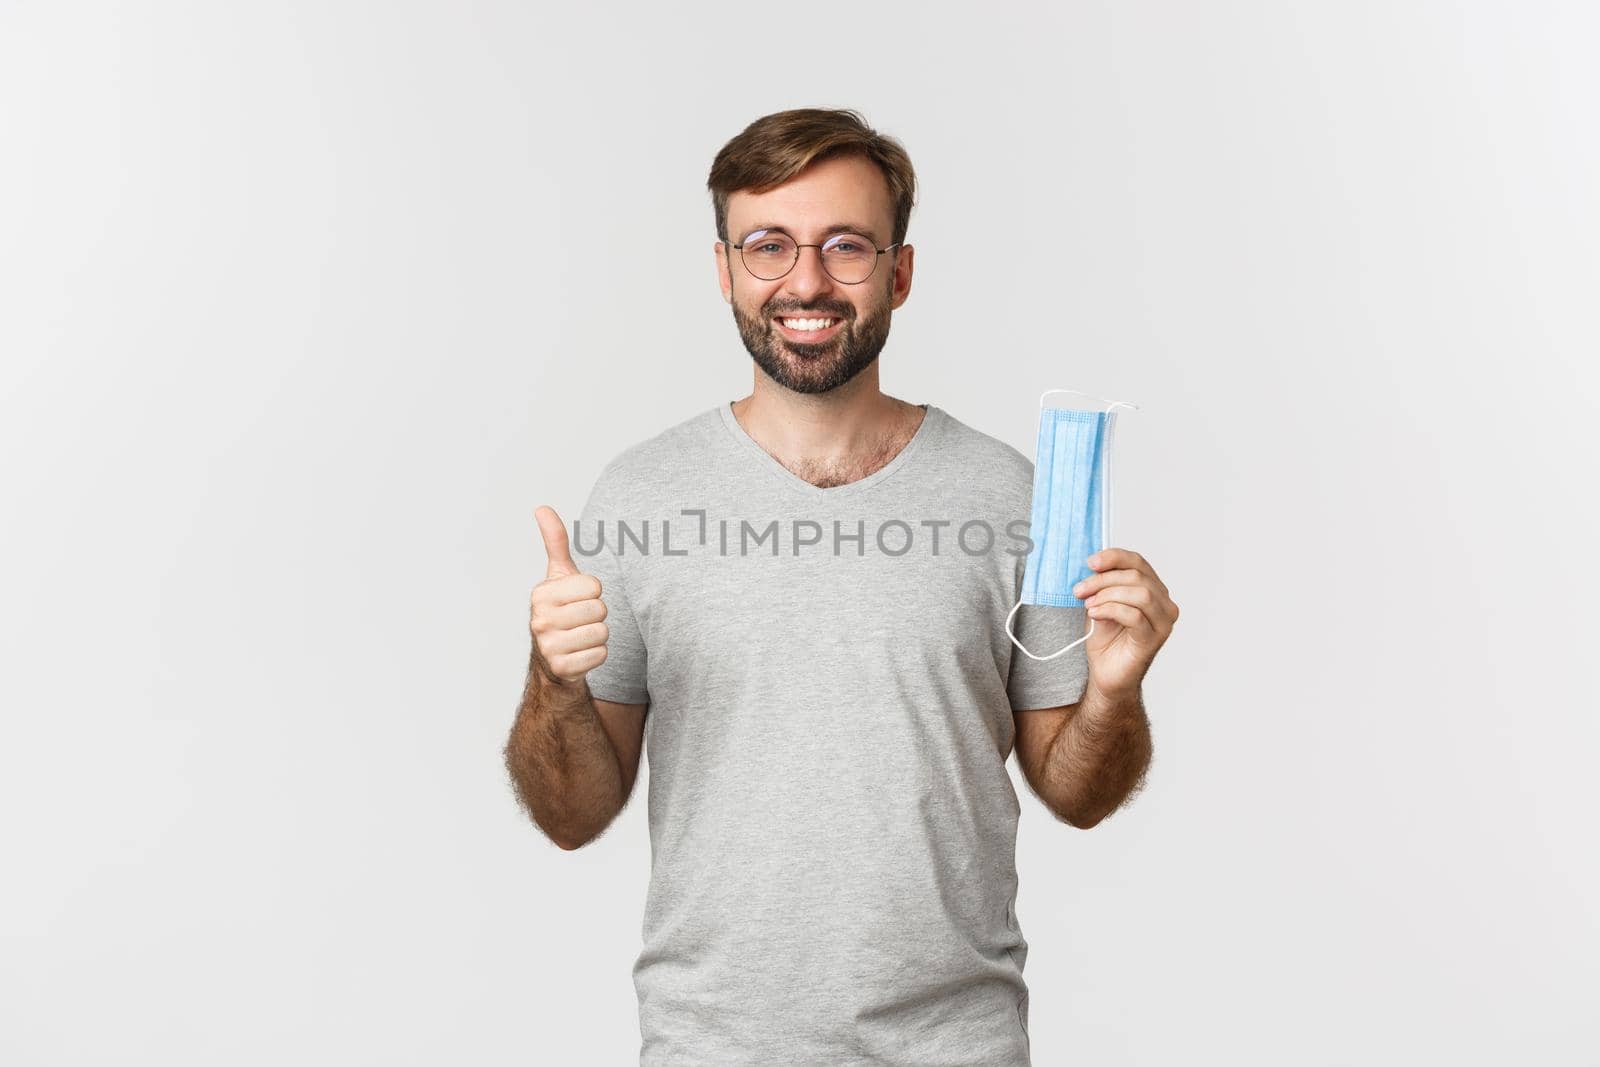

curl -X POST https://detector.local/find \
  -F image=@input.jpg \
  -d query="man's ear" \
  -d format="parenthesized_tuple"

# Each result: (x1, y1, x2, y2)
(714, 240, 733, 304)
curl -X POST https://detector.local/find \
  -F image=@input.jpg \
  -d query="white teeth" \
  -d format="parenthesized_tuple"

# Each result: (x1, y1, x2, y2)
(780, 317, 836, 331)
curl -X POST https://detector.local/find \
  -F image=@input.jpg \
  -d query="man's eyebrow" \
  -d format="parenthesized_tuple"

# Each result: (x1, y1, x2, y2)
(735, 222, 884, 245)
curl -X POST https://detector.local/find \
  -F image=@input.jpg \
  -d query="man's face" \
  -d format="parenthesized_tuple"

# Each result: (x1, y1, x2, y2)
(716, 153, 914, 395)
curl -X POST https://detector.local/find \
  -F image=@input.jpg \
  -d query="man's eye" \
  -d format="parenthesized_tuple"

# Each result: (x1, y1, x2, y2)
(753, 243, 785, 254)
(828, 242, 861, 253)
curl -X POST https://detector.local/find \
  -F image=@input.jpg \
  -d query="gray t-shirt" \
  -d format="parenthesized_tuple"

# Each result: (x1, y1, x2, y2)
(574, 400, 1088, 1066)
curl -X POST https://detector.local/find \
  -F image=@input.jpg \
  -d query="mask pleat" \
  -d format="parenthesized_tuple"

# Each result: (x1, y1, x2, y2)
(1022, 409, 1106, 608)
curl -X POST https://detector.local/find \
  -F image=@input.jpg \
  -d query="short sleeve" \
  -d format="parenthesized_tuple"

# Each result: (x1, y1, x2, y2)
(1005, 553, 1090, 711)
(570, 464, 650, 706)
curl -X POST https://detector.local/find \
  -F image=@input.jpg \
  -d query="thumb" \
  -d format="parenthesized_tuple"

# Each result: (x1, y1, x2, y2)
(535, 505, 579, 579)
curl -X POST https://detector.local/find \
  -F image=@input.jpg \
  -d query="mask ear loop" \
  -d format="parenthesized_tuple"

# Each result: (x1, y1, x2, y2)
(1005, 390, 1141, 661)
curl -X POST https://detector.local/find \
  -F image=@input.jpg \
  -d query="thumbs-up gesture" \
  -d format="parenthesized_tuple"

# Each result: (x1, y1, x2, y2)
(530, 505, 610, 686)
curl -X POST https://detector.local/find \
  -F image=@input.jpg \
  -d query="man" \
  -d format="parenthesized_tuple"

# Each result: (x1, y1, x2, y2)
(505, 107, 1179, 1065)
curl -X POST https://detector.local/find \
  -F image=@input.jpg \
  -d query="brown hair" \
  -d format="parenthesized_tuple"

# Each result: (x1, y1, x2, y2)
(707, 108, 918, 247)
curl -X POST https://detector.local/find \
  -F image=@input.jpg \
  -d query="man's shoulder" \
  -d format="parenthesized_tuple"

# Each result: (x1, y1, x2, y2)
(927, 402, 1037, 499)
(587, 403, 723, 492)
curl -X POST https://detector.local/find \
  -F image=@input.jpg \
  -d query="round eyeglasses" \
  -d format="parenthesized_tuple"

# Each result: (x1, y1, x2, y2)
(725, 229, 902, 285)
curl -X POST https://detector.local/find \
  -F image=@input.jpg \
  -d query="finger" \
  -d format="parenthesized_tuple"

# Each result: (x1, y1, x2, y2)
(1085, 548, 1169, 598)
(535, 505, 578, 579)
(544, 643, 608, 684)
(1086, 599, 1158, 638)
(531, 571, 603, 609)
(1076, 571, 1172, 609)
(1088, 548, 1153, 580)
(1072, 568, 1143, 600)
(544, 643, 604, 684)
(1085, 590, 1167, 638)
(530, 597, 607, 635)
(1086, 584, 1177, 630)
(538, 620, 611, 658)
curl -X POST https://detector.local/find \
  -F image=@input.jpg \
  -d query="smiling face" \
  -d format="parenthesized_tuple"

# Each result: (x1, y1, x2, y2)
(716, 153, 914, 395)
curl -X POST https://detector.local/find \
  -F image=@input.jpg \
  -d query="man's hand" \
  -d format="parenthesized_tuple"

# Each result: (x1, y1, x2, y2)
(530, 505, 610, 686)
(1072, 547, 1179, 700)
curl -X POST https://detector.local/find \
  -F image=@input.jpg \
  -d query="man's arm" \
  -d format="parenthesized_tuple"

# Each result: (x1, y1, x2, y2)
(1013, 546, 1173, 828)
(503, 652, 647, 850)
(503, 504, 648, 851)
(1013, 683, 1153, 829)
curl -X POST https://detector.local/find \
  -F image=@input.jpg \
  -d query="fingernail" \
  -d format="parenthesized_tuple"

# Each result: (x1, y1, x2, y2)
(1073, 582, 1086, 596)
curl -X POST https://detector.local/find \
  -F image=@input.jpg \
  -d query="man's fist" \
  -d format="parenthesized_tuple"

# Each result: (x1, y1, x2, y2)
(530, 504, 609, 685)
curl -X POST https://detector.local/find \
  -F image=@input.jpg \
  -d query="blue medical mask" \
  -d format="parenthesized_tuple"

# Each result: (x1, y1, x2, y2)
(1006, 389, 1140, 660)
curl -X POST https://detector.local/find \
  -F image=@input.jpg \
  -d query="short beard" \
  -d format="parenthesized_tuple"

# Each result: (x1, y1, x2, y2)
(730, 280, 894, 395)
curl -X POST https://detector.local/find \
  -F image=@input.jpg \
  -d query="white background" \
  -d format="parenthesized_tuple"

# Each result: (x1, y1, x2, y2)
(3, 2, 1596, 1063)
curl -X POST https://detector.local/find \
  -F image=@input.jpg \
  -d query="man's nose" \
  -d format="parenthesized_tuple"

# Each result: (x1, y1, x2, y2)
(782, 246, 835, 301)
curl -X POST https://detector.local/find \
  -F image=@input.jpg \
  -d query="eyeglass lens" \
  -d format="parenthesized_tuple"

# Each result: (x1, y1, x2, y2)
(737, 231, 883, 283)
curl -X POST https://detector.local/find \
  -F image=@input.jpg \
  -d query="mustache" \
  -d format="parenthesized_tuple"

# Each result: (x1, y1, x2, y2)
(766, 304, 853, 319)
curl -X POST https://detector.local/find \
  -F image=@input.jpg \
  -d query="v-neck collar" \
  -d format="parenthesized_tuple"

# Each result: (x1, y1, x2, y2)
(716, 400, 946, 500)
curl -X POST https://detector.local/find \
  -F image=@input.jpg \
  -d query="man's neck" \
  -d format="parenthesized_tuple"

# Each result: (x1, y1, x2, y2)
(730, 376, 926, 489)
